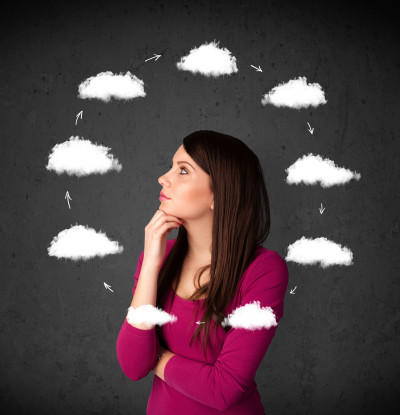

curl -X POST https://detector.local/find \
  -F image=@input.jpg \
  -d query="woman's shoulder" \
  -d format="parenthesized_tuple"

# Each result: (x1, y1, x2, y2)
(243, 245, 288, 285)
(254, 245, 286, 264)
(166, 239, 285, 268)
(165, 239, 287, 275)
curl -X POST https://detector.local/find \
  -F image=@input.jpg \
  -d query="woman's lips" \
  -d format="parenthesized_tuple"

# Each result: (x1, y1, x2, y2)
(159, 195, 170, 201)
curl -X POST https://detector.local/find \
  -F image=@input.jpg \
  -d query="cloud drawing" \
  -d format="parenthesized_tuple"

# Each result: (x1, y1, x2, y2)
(286, 236, 354, 268)
(126, 305, 177, 327)
(262, 76, 327, 108)
(46, 136, 122, 177)
(124, 302, 278, 330)
(221, 301, 278, 331)
(285, 153, 361, 187)
(78, 71, 146, 102)
(48, 224, 123, 260)
(176, 40, 238, 77)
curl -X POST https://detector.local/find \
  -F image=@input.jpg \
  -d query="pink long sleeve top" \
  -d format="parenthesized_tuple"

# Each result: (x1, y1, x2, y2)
(116, 238, 289, 414)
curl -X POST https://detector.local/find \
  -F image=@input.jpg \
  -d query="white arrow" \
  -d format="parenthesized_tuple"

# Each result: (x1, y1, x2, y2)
(290, 286, 297, 294)
(75, 110, 83, 125)
(104, 282, 114, 292)
(307, 122, 314, 134)
(319, 203, 326, 214)
(65, 191, 72, 209)
(250, 64, 262, 72)
(145, 54, 162, 62)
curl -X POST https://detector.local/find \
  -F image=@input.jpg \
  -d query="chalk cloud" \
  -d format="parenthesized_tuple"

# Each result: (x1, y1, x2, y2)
(126, 305, 177, 327)
(48, 224, 123, 260)
(221, 301, 278, 331)
(176, 40, 238, 77)
(262, 76, 327, 109)
(78, 71, 146, 102)
(46, 136, 122, 177)
(285, 153, 361, 187)
(124, 301, 278, 330)
(286, 236, 354, 268)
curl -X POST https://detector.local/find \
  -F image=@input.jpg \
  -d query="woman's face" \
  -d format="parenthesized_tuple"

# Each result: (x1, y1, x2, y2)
(157, 145, 213, 222)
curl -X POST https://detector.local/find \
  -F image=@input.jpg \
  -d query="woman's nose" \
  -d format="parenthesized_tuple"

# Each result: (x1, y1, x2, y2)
(158, 175, 166, 186)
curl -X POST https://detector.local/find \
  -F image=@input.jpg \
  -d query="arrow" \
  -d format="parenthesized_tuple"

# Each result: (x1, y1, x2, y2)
(307, 122, 314, 134)
(65, 191, 72, 209)
(104, 282, 114, 292)
(319, 203, 326, 214)
(250, 64, 262, 72)
(290, 286, 297, 294)
(145, 54, 162, 62)
(75, 110, 83, 125)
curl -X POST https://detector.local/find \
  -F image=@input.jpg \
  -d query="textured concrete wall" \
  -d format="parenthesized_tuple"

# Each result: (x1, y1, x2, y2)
(1, 0, 399, 414)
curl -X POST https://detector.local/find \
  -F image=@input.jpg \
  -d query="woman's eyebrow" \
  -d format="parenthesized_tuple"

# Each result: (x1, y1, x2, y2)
(172, 159, 196, 170)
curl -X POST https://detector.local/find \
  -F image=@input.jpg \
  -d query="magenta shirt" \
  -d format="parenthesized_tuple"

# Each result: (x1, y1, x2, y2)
(116, 238, 289, 414)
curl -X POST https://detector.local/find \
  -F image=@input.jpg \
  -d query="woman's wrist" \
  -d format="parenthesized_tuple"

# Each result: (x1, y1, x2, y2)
(157, 350, 168, 361)
(153, 347, 175, 381)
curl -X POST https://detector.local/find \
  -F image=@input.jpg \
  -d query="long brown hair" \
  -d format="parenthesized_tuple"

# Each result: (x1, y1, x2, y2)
(155, 130, 271, 360)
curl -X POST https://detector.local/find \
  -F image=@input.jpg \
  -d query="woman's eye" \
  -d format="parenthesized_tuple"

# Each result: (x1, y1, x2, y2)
(168, 165, 188, 175)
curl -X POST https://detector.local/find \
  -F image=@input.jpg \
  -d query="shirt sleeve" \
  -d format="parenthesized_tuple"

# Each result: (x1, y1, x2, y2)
(116, 249, 161, 381)
(163, 251, 289, 411)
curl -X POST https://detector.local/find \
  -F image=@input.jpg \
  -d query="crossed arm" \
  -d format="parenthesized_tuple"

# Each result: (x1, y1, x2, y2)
(118, 251, 289, 411)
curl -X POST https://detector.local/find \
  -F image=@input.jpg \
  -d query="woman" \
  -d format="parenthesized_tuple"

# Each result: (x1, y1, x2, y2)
(116, 130, 288, 415)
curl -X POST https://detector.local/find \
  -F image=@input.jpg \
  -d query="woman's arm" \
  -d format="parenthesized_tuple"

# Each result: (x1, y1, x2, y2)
(116, 250, 160, 381)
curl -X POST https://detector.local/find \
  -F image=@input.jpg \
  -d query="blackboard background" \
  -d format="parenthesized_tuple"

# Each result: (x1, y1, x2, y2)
(1, 0, 399, 414)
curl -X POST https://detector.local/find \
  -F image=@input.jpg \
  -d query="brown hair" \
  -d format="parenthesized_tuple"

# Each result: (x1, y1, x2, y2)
(155, 130, 271, 360)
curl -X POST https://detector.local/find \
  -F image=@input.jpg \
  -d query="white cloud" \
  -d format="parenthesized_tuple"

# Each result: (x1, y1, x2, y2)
(221, 301, 278, 331)
(286, 236, 354, 268)
(46, 136, 122, 177)
(78, 71, 146, 102)
(262, 76, 327, 109)
(176, 40, 238, 77)
(124, 301, 277, 330)
(126, 305, 177, 327)
(285, 153, 361, 188)
(48, 224, 123, 260)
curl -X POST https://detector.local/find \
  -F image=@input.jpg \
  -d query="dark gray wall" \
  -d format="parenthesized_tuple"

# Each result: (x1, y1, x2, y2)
(1, 0, 399, 414)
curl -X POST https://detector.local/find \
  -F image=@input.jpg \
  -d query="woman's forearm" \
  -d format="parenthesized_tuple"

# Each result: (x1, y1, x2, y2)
(128, 261, 160, 330)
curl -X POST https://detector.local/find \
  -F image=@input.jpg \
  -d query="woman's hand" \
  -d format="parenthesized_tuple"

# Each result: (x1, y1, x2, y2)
(143, 209, 183, 268)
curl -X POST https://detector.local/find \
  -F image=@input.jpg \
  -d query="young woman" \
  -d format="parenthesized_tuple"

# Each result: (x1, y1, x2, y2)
(116, 130, 288, 415)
